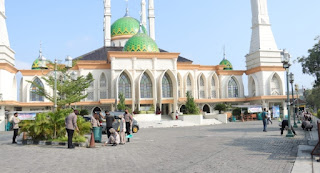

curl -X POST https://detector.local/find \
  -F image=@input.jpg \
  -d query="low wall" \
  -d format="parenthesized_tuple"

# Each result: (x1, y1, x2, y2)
(133, 114, 161, 122)
(204, 113, 227, 124)
(178, 115, 203, 124)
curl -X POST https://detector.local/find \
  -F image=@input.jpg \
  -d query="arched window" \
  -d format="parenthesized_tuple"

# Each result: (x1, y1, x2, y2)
(119, 73, 131, 98)
(140, 73, 152, 98)
(271, 75, 280, 95)
(30, 77, 44, 102)
(100, 73, 107, 99)
(162, 73, 173, 98)
(86, 80, 94, 101)
(228, 77, 239, 98)
(211, 77, 216, 98)
(199, 76, 205, 98)
(187, 75, 192, 96)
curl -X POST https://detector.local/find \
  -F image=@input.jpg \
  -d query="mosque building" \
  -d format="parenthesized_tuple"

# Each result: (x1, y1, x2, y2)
(0, 0, 288, 131)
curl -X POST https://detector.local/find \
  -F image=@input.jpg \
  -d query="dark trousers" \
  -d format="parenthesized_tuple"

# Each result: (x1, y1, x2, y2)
(281, 120, 296, 135)
(66, 129, 74, 148)
(126, 122, 130, 142)
(106, 127, 112, 138)
(12, 129, 18, 143)
(263, 119, 267, 131)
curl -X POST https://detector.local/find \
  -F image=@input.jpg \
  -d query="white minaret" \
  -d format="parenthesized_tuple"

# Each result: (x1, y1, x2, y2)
(104, 0, 111, 47)
(141, 0, 147, 29)
(246, 0, 286, 114)
(0, 0, 15, 66)
(148, 0, 155, 40)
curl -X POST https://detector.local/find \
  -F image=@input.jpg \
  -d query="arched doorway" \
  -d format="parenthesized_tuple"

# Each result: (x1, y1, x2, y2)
(203, 104, 210, 113)
(180, 105, 186, 114)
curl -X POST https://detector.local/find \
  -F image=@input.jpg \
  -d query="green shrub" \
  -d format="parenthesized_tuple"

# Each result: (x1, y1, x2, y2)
(214, 103, 227, 114)
(140, 111, 147, 114)
(147, 111, 154, 114)
(117, 93, 126, 111)
(185, 91, 200, 115)
(80, 109, 89, 116)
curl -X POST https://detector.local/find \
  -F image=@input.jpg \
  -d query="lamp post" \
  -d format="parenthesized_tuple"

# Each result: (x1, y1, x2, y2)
(295, 84, 301, 124)
(281, 49, 294, 137)
(289, 73, 298, 128)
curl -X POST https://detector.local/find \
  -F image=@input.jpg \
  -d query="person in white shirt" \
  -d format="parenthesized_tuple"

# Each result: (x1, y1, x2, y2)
(267, 109, 272, 125)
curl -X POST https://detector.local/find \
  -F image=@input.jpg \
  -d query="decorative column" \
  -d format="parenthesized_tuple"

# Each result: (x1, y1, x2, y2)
(104, 0, 111, 47)
(148, 0, 155, 40)
(141, 0, 147, 29)
(0, 105, 5, 131)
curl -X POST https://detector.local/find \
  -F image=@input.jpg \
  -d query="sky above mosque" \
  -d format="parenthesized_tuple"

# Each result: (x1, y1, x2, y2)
(5, 0, 320, 92)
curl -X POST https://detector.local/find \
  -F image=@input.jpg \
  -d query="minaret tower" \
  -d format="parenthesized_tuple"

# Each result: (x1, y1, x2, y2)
(0, 0, 17, 132)
(141, 0, 147, 29)
(0, 0, 15, 65)
(104, 0, 111, 47)
(148, 0, 155, 40)
(246, 0, 286, 112)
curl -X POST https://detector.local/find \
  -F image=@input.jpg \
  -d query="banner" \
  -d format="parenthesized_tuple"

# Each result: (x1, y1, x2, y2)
(248, 106, 262, 113)
(18, 113, 36, 120)
(273, 105, 280, 118)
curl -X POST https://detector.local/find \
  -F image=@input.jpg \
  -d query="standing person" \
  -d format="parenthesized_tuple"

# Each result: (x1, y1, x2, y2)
(65, 110, 79, 149)
(90, 113, 99, 128)
(124, 109, 133, 142)
(262, 108, 267, 132)
(267, 109, 272, 125)
(11, 112, 20, 144)
(105, 110, 114, 138)
(118, 114, 126, 145)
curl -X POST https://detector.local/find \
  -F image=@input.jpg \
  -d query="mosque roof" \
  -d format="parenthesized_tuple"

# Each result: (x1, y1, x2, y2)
(75, 47, 193, 63)
(111, 16, 147, 38)
(123, 32, 159, 52)
(219, 59, 233, 70)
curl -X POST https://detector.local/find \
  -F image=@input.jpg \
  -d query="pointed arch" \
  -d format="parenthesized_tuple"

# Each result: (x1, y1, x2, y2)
(140, 72, 153, 98)
(270, 72, 283, 95)
(227, 76, 239, 98)
(30, 77, 44, 102)
(118, 70, 132, 98)
(159, 69, 177, 99)
(248, 75, 259, 97)
(209, 72, 219, 98)
(86, 72, 95, 101)
(177, 73, 182, 98)
(184, 72, 194, 97)
(197, 73, 207, 99)
(99, 73, 107, 99)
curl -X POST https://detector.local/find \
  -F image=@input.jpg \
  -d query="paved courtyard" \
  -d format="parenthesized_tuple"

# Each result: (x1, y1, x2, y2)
(0, 121, 308, 173)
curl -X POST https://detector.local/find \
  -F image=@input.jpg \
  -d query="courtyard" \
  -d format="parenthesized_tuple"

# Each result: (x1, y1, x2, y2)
(0, 121, 308, 173)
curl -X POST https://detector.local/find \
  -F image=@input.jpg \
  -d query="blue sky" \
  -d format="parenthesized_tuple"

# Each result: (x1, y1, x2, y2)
(5, 0, 320, 92)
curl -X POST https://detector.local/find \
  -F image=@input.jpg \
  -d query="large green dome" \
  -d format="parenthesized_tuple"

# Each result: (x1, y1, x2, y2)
(219, 59, 233, 70)
(123, 33, 159, 52)
(111, 17, 147, 37)
(32, 59, 41, 70)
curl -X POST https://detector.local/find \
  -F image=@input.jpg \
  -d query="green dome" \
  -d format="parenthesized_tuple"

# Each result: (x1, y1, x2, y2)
(219, 59, 233, 70)
(32, 59, 41, 70)
(111, 17, 147, 37)
(123, 33, 159, 52)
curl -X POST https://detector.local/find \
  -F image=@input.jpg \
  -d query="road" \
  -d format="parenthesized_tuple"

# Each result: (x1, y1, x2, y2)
(0, 121, 307, 173)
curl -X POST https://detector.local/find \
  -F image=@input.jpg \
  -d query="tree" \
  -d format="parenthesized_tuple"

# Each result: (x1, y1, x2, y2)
(117, 93, 126, 111)
(298, 37, 320, 86)
(185, 91, 200, 114)
(28, 61, 94, 109)
(214, 103, 227, 114)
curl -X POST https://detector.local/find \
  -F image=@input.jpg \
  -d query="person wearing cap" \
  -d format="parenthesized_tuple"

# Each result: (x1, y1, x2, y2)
(65, 109, 79, 149)
(105, 128, 120, 146)
(11, 112, 20, 144)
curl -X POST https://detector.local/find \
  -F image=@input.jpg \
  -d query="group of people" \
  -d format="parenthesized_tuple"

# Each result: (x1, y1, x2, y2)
(90, 109, 133, 147)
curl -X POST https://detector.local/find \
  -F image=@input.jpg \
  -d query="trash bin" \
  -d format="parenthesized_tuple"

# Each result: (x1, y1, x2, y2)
(6, 122, 11, 131)
(257, 113, 262, 120)
(93, 127, 102, 143)
(232, 116, 236, 122)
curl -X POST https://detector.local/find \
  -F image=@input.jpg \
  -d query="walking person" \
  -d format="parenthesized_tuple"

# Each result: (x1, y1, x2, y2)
(65, 109, 79, 149)
(11, 112, 20, 144)
(124, 109, 133, 142)
(262, 108, 267, 132)
(105, 110, 114, 138)
(118, 114, 126, 145)
(267, 110, 272, 125)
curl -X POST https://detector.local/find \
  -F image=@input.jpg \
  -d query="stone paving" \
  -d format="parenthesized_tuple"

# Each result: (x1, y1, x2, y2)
(0, 121, 308, 173)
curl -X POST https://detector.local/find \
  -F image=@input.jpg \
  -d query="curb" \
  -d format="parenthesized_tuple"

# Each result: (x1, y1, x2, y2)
(18, 139, 87, 147)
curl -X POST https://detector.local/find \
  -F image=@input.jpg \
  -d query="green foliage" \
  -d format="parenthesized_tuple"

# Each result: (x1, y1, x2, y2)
(19, 109, 90, 141)
(298, 37, 320, 87)
(185, 91, 200, 115)
(125, 107, 132, 114)
(51, 136, 87, 143)
(232, 108, 241, 117)
(80, 109, 89, 116)
(150, 105, 155, 112)
(117, 93, 126, 111)
(27, 62, 94, 109)
(305, 88, 320, 111)
(214, 103, 227, 114)
(317, 109, 320, 118)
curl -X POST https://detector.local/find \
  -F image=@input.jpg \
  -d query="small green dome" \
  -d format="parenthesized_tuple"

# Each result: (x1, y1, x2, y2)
(123, 33, 159, 52)
(219, 59, 233, 70)
(111, 17, 147, 37)
(32, 59, 41, 70)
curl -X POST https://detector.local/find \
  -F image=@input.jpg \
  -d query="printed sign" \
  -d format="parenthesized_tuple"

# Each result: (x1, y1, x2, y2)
(273, 105, 280, 118)
(18, 113, 36, 120)
(248, 106, 262, 113)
